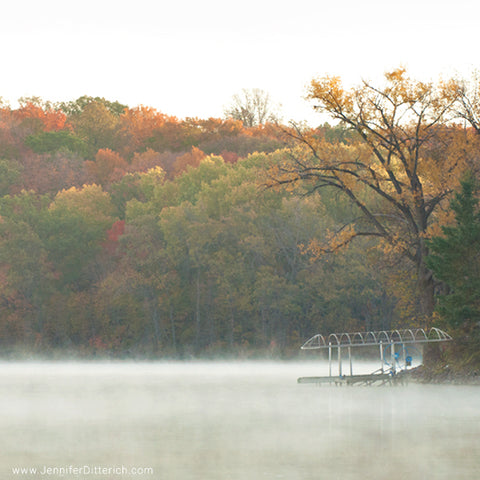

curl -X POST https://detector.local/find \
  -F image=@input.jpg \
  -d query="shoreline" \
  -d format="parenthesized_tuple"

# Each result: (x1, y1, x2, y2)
(408, 364, 480, 386)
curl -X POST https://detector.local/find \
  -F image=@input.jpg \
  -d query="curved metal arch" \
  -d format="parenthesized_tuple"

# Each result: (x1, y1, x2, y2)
(377, 331, 390, 344)
(328, 333, 341, 346)
(414, 328, 428, 342)
(301, 327, 452, 350)
(403, 329, 416, 343)
(365, 331, 377, 344)
(429, 327, 453, 342)
(352, 332, 365, 345)
(390, 329, 403, 344)
(301, 334, 327, 349)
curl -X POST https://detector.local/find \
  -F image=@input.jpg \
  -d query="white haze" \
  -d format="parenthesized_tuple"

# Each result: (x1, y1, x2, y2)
(2, 0, 480, 124)
(1, 361, 479, 479)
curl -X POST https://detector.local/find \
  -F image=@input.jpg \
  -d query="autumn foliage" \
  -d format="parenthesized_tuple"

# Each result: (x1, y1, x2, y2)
(0, 72, 480, 359)
(272, 68, 480, 320)
(15, 101, 69, 132)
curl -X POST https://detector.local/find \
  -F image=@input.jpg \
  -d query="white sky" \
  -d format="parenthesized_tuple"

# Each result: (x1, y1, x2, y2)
(1, 0, 478, 125)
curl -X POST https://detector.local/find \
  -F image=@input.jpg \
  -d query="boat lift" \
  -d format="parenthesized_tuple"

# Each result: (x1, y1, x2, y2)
(297, 327, 452, 386)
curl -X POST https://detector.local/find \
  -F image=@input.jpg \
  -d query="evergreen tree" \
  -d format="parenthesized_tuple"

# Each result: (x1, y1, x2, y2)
(427, 173, 480, 329)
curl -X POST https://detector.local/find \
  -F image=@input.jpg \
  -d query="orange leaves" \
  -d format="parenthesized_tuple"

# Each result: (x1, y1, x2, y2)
(15, 102, 69, 132)
(120, 106, 168, 134)
(171, 146, 206, 177)
(118, 106, 172, 156)
(196, 117, 244, 137)
(85, 148, 128, 185)
(42, 110, 69, 132)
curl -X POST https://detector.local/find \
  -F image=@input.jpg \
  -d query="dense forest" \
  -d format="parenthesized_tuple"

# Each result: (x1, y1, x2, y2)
(1, 69, 480, 362)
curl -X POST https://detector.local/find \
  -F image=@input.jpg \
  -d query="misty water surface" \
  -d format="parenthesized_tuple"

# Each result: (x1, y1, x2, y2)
(0, 362, 479, 479)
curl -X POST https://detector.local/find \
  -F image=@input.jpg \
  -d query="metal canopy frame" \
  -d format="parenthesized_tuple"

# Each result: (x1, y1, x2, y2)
(298, 327, 452, 385)
(300, 327, 452, 350)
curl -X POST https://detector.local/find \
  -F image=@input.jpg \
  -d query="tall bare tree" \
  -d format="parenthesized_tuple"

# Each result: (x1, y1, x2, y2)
(456, 71, 480, 134)
(224, 88, 280, 127)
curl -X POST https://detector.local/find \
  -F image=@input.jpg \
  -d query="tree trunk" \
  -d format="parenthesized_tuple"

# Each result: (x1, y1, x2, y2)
(417, 261, 435, 321)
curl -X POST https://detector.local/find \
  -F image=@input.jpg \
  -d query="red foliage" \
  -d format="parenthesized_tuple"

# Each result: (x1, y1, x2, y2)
(18, 151, 88, 194)
(102, 220, 125, 256)
(129, 148, 165, 173)
(0, 110, 19, 158)
(107, 220, 125, 242)
(220, 150, 239, 164)
(89, 335, 109, 351)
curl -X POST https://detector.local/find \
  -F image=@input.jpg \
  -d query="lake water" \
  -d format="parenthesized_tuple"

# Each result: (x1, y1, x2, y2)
(0, 361, 479, 479)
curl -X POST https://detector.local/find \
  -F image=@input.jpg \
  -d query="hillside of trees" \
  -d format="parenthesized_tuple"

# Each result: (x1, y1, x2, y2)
(1, 71, 480, 363)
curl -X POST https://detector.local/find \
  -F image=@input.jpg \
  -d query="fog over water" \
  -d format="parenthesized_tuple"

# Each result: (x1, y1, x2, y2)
(1, 361, 479, 479)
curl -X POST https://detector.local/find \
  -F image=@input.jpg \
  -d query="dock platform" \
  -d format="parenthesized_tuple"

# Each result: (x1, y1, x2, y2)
(297, 370, 409, 386)
(297, 327, 452, 386)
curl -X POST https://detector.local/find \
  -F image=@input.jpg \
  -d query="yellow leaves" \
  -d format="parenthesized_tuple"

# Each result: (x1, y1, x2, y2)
(334, 169, 357, 193)
(309, 67, 461, 137)
(438, 77, 463, 105)
(423, 208, 456, 240)
(328, 224, 357, 251)
(381, 67, 434, 110)
(377, 233, 407, 258)
(50, 184, 115, 225)
(74, 101, 118, 137)
(382, 267, 421, 326)
(307, 76, 354, 115)
(263, 150, 303, 191)
(301, 224, 357, 261)
(143, 165, 165, 182)
(384, 67, 407, 83)
(274, 164, 301, 185)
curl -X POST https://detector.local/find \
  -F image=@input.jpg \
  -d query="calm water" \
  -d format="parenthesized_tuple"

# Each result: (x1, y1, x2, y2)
(0, 362, 479, 479)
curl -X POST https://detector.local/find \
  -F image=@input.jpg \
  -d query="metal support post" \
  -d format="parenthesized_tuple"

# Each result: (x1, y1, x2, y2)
(338, 346, 342, 377)
(348, 346, 353, 376)
(328, 343, 332, 377)
(391, 342, 395, 373)
(380, 341, 384, 373)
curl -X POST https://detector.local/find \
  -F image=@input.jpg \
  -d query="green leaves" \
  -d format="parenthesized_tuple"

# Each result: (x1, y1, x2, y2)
(427, 173, 480, 329)
(25, 130, 87, 156)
